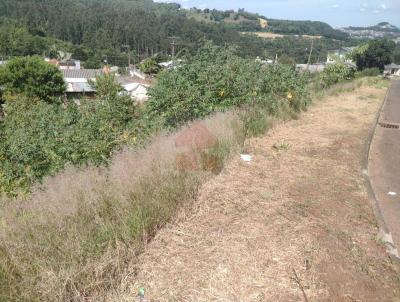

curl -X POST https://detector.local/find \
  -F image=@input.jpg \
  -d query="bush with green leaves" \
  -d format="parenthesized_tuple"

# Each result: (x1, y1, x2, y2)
(0, 56, 66, 102)
(352, 39, 395, 71)
(319, 63, 355, 88)
(147, 44, 310, 128)
(355, 67, 381, 78)
(89, 73, 123, 99)
(0, 93, 135, 194)
(139, 57, 160, 74)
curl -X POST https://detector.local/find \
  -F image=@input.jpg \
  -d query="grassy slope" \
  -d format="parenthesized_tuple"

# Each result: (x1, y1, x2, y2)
(112, 79, 400, 301)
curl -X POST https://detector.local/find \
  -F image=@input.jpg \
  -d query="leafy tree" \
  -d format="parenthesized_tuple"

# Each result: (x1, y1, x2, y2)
(139, 57, 160, 74)
(90, 74, 122, 99)
(278, 54, 296, 66)
(0, 92, 135, 193)
(393, 45, 400, 65)
(0, 56, 66, 102)
(147, 43, 309, 127)
(320, 63, 354, 87)
(352, 39, 395, 71)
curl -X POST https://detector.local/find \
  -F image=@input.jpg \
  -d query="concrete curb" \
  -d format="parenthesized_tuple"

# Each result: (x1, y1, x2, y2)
(363, 80, 400, 259)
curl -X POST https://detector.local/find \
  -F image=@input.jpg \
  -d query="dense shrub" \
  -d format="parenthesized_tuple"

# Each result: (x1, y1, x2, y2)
(0, 56, 65, 102)
(0, 93, 135, 194)
(147, 44, 310, 128)
(319, 63, 355, 88)
(139, 57, 161, 74)
(352, 39, 395, 71)
(0, 112, 241, 302)
(355, 67, 381, 78)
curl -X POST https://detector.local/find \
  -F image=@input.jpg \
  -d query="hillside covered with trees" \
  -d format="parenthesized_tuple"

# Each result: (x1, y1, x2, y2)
(185, 7, 349, 40)
(0, 0, 270, 64)
(0, 0, 357, 66)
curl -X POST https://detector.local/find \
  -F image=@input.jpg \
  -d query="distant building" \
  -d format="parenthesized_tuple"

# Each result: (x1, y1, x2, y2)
(159, 59, 183, 70)
(327, 47, 355, 64)
(129, 68, 147, 80)
(59, 59, 81, 70)
(44, 58, 81, 70)
(122, 82, 150, 102)
(62, 69, 104, 96)
(118, 76, 150, 102)
(296, 63, 326, 73)
(384, 63, 400, 77)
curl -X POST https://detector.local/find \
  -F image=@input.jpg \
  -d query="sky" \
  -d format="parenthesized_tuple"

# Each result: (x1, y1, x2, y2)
(155, 0, 400, 28)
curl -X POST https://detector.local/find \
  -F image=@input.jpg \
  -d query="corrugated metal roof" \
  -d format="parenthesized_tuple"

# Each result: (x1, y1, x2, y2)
(62, 69, 104, 79)
(66, 82, 95, 93)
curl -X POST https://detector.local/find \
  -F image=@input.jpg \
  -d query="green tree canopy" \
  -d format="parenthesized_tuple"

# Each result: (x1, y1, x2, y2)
(0, 56, 66, 102)
(147, 43, 309, 128)
(90, 73, 122, 100)
(139, 57, 161, 74)
(352, 39, 395, 71)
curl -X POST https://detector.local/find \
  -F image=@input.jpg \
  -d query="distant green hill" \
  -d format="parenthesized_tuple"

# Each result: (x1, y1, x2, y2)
(185, 8, 349, 40)
(0, 0, 274, 63)
(344, 22, 400, 33)
(340, 22, 400, 41)
(0, 0, 357, 66)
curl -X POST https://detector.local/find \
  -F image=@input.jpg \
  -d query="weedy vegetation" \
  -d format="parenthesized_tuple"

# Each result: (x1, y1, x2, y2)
(0, 43, 385, 301)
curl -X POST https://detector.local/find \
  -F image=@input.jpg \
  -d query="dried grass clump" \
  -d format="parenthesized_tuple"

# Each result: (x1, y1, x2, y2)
(0, 111, 242, 302)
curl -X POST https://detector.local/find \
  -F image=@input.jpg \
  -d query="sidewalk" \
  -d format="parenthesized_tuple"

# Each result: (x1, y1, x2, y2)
(369, 79, 400, 257)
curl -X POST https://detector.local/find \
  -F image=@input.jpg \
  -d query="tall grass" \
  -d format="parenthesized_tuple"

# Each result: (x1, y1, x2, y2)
(0, 75, 387, 301)
(0, 112, 244, 301)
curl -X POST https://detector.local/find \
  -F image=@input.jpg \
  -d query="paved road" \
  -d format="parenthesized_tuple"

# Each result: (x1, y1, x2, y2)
(369, 79, 400, 255)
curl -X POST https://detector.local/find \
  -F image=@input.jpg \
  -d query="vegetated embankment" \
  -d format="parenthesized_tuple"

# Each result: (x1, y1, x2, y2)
(110, 79, 400, 301)
(1, 77, 397, 301)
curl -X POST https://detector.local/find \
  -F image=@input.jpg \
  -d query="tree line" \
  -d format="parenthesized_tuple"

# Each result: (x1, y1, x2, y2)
(0, 0, 272, 65)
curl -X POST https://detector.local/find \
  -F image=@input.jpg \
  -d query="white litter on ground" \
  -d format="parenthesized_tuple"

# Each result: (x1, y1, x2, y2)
(388, 192, 397, 196)
(240, 154, 253, 162)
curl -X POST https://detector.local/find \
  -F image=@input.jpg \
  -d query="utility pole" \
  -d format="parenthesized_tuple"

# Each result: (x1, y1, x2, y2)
(168, 36, 179, 57)
(122, 44, 131, 68)
(171, 38, 176, 57)
(306, 37, 314, 70)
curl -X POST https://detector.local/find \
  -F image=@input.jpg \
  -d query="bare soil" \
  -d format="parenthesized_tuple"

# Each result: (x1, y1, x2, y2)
(110, 85, 400, 301)
(247, 32, 322, 40)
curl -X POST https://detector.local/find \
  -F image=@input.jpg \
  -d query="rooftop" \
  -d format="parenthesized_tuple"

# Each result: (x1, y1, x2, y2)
(62, 69, 104, 79)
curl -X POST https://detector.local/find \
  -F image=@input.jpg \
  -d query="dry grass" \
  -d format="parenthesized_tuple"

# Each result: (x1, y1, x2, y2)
(107, 82, 400, 302)
(0, 112, 243, 302)
(1, 79, 396, 302)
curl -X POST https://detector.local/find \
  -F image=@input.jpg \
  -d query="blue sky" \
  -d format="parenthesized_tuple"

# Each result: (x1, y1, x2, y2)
(156, 0, 400, 28)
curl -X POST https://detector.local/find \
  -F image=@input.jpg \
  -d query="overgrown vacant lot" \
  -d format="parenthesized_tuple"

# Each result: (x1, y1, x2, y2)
(111, 84, 400, 301)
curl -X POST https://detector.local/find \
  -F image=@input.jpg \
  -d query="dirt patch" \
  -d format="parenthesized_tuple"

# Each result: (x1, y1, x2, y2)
(246, 32, 323, 40)
(109, 85, 400, 301)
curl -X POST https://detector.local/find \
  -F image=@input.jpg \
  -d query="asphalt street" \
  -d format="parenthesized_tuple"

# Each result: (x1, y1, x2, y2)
(369, 79, 400, 252)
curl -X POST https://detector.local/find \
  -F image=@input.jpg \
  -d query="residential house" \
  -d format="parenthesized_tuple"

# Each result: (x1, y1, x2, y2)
(118, 76, 150, 102)
(296, 63, 326, 73)
(122, 82, 150, 102)
(62, 69, 104, 97)
(129, 68, 147, 80)
(59, 59, 81, 70)
(159, 59, 183, 70)
(327, 47, 355, 64)
(384, 63, 400, 76)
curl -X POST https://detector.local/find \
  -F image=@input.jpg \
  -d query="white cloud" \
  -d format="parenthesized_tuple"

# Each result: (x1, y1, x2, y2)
(332, 4, 339, 8)
(380, 3, 387, 9)
(372, 9, 380, 13)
